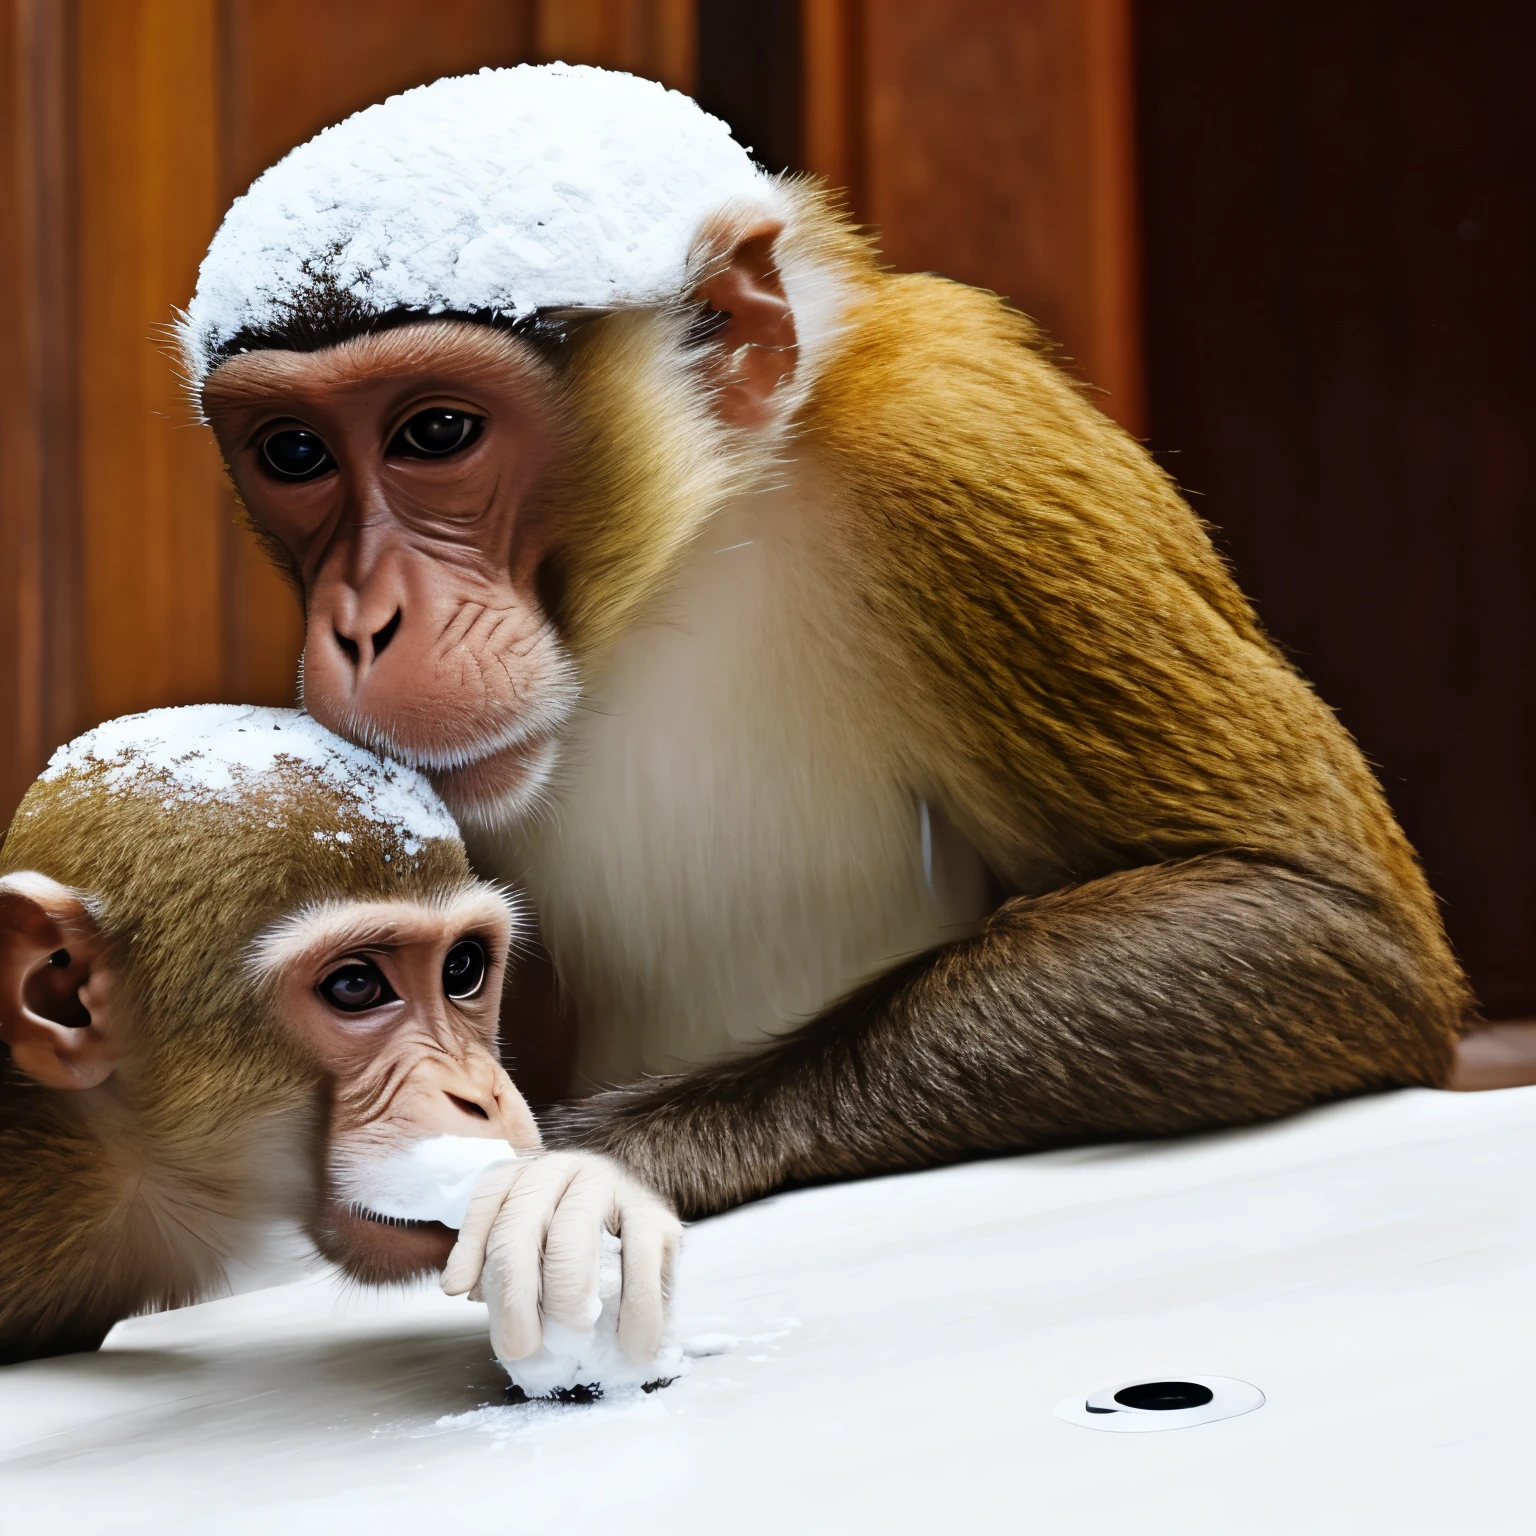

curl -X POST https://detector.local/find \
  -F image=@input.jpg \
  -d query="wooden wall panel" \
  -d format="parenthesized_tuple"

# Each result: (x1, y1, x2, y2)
(1136, 2, 1536, 1016)
(802, 0, 1145, 434)
(536, 0, 695, 89)
(221, 0, 535, 194)
(1, 0, 79, 818)
(76, 0, 226, 725)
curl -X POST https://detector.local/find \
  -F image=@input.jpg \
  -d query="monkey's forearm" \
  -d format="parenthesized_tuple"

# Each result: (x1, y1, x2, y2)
(548, 855, 1468, 1218)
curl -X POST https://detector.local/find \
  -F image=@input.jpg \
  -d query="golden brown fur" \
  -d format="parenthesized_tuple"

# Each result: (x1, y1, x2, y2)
(546, 192, 1472, 1213)
(0, 760, 469, 1362)
(190, 181, 1472, 1224)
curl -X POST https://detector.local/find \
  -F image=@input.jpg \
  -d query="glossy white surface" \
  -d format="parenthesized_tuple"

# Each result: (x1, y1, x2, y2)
(4, 1086, 1534, 1533)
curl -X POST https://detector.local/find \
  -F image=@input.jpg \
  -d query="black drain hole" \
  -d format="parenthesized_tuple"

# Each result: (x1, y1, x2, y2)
(1113, 1381, 1214, 1412)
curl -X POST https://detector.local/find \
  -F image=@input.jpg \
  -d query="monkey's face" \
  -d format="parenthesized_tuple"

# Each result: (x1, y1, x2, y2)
(205, 324, 578, 825)
(202, 223, 798, 829)
(252, 885, 540, 1283)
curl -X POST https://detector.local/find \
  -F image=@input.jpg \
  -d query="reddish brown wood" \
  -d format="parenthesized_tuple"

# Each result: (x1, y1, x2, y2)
(74, 2, 226, 731)
(803, 0, 1145, 434)
(802, 0, 863, 206)
(0, 0, 79, 828)
(1136, 1, 1536, 1016)
(536, 0, 695, 90)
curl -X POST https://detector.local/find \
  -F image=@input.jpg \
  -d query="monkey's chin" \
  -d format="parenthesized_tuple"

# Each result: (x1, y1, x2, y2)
(426, 734, 559, 830)
(318, 1199, 458, 1284)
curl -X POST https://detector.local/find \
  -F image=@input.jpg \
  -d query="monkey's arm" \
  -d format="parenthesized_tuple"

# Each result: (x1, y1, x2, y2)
(550, 854, 1461, 1219)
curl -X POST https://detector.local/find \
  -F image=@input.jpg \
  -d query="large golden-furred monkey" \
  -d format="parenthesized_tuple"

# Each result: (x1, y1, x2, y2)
(181, 67, 1471, 1220)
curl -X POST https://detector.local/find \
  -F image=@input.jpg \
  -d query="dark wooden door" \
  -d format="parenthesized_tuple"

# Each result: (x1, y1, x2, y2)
(1136, 1, 1536, 1016)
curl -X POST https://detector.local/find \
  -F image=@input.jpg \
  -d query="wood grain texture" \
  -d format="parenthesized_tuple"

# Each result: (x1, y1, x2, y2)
(801, 0, 862, 206)
(76, 0, 225, 725)
(1136, 1, 1536, 1015)
(0, 0, 79, 820)
(802, 0, 1144, 433)
(535, 0, 695, 90)
(0, 0, 49, 814)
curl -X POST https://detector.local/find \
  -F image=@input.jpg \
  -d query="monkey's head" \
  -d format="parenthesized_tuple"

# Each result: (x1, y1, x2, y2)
(0, 706, 538, 1283)
(184, 66, 868, 827)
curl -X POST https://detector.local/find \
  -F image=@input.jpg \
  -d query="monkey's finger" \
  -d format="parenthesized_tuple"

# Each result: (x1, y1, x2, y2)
(482, 1157, 580, 1361)
(614, 1196, 682, 1363)
(441, 1160, 522, 1296)
(539, 1164, 608, 1331)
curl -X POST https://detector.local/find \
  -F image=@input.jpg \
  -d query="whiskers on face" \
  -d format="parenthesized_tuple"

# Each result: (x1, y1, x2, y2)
(305, 640, 580, 777)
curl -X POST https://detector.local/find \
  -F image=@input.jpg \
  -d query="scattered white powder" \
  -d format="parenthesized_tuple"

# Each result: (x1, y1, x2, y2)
(182, 64, 773, 384)
(680, 1332, 739, 1358)
(42, 705, 458, 850)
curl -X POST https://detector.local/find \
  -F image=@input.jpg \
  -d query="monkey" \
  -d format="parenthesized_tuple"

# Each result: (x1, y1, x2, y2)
(0, 704, 678, 1366)
(178, 66, 1474, 1224)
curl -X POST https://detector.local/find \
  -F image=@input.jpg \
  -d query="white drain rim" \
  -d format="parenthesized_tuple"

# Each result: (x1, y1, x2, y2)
(1054, 1375, 1264, 1433)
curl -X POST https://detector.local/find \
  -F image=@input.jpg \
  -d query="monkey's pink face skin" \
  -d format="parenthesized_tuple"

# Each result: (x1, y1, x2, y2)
(204, 325, 574, 823)
(254, 890, 541, 1283)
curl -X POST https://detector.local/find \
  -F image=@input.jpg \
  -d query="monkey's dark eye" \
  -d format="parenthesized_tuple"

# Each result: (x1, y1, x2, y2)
(259, 428, 334, 481)
(318, 960, 398, 1013)
(442, 939, 488, 1000)
(391, 409, 482, 459)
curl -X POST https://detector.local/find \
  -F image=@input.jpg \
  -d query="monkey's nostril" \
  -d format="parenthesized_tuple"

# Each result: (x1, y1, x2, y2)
(334, 629, 361, 666)
(447, 1092, 490, 1120)
(371, 609, 402, 659)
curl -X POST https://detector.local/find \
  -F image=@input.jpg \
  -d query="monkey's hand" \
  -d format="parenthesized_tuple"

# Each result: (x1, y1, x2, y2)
(440, 1151, 681, 1365)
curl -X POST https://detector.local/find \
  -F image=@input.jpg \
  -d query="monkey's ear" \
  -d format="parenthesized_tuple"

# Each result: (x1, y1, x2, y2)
(692, 220, 798, 428)
(0, 873, 123, 1090)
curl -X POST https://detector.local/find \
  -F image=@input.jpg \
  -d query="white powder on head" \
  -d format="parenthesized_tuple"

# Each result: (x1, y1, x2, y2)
(182, 64, 773, 384)
(42, 705, 458, 852)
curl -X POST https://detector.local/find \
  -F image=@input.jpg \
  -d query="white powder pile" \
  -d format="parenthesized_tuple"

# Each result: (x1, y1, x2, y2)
(41, 705, 457, 853)
(182, 64, 773, 384)
(507, 1228, 684, 1400)
(356, 1135, 683, 1399)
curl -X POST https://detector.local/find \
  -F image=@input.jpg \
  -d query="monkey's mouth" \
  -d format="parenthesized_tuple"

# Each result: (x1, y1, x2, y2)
(426, 733, 559, 821)
(348, 1203, 449, 1235)
(319, 1197, 458, 1283)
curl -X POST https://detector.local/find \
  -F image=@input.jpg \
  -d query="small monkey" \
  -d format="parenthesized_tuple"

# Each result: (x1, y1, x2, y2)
(182, 68, 1472, 1221)
(0, 706, 677, 1366)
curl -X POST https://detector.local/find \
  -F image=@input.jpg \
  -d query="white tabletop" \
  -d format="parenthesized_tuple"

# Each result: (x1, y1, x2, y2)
(4, 1085, 1534, 1533)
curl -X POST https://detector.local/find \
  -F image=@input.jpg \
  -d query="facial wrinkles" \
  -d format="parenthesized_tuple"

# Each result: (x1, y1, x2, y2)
(211, 341, 554, 571)
(425, 598, 553, 712)
(320, 611, 571, 776)
(206, 325, 583, 788)
(203, 321, 555, 411)
(331, 1029, 463, 1135)
(302, 459, 508, 583)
